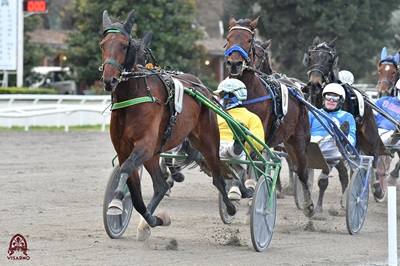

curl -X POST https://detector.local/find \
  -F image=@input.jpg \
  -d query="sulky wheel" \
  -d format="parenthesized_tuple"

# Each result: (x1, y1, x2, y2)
(293, 169, 314, 210)
(346, 167, 369, 235)
(103, 165, 143, 239)
(250, 175, 276, 252)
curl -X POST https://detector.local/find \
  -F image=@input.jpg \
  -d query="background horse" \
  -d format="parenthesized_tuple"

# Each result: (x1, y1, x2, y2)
(225, 17, 315, 217)
(377, 47, 399, 97)
(375, 46, 400, 186)
(100, 9, 237, 240)
(303, 36, 390, 204)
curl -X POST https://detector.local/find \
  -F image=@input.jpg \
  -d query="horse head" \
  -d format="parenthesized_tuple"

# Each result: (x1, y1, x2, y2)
(303, 36, 339, 106)
(377, 46, 400, 98)
(253, 39, 273, 75)
(99, 10, 141, 92)
(225, 17, 259, 77)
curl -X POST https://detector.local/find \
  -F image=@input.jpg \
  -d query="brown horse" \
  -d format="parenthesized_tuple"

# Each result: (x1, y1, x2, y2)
(253, 39, 273, 75)
(100, 10, 238, 240)
(303, 36, 390, 202)
(377, 46, 399, 97)
(375, 46, 400, 185)
(225, 17, 314, 217)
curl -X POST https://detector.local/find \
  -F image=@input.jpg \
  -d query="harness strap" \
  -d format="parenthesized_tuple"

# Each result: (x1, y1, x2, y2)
(111, 96, 156, 110)
(242, 95, 271, 104)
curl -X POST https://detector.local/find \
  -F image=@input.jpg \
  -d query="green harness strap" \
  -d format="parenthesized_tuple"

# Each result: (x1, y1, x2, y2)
(111, 96, 156, 110)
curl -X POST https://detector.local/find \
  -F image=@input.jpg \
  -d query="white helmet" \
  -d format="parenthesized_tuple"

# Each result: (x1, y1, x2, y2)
(338, 70, 354, 85)
(214, 78, 247, 101)
(322, 83, 346, 101)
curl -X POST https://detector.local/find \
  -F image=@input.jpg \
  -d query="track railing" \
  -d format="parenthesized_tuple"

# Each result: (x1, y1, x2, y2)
(0, 94, 111, 131)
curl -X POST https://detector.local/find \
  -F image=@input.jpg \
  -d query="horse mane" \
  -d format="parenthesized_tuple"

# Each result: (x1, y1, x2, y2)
(233, 18, 257, 30)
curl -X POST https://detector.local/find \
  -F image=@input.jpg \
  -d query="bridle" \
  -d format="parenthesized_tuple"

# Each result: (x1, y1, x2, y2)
(254, 43, 268, 70)
(99, 29, 136, 76)
(303, 43, 338, 85)
(224, 26, 256, 72)
(377, 58, 400, 96)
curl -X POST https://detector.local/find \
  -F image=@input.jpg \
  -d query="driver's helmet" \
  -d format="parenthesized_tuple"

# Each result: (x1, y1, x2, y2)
(338, 70, 354, 85)
(214, 78, 247, 100)
(322, 83, 346, 102)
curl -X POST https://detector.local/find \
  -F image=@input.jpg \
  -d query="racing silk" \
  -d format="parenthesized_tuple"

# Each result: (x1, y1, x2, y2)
(309, 109, 356, 147)
(217, 107, 265, 152)
(375, 96, 400, 131)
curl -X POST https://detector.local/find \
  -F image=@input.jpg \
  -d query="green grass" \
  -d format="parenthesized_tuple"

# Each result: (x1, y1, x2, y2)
(0, 124, 110, 131)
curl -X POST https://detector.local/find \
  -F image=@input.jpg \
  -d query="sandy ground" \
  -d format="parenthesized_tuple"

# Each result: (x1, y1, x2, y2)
(0, 131, 399, 265)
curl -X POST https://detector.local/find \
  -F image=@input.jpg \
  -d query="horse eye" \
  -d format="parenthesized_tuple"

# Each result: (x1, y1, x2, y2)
(122, 45, 128, 50)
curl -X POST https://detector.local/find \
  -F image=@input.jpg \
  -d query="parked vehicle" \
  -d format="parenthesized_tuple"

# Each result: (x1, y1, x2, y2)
(27, 66, 77, 95)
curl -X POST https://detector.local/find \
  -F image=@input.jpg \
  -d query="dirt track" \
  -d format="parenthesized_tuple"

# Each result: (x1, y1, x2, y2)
(0, 131, 399, 265)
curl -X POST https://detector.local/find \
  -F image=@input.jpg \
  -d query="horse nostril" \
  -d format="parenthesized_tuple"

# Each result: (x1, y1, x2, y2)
(111, 78, 119, 87)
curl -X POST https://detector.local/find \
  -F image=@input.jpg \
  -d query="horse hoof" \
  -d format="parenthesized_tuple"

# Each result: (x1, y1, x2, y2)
(157, 210, 171, 226)
(172, 172, 185, 183)
(107, 199, 123, 215)
(314, 205, 323, 214)
(137, 227, 151, 241)
(303, 204, 315, 218)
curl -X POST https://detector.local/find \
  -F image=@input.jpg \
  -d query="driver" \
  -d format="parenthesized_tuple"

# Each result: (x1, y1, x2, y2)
(213, 78, 264, 200)
(309, 83, 358, 207)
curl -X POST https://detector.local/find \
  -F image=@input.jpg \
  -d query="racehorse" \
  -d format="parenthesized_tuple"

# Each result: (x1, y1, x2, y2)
(100, 9, 239, 240)
(253, 39, 273, 75)
(377, 47, 399, 97)
(375, 46, 400, 186)
(225, 17, 315, 217)
(303, 36, 390, 205)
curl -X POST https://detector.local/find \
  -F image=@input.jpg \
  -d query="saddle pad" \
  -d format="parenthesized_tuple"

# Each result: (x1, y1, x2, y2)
(280, 83, 289, 115)
(353, 89, 364, 117)
(284, 142, 330, 173)
(171, 77, 184, 113)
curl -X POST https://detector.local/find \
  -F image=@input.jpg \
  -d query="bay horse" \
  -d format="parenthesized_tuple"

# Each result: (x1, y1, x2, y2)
(303, 36, 390, 205)
(100, 9, 238, 240)
(375, 46, 400, 186)
(225, 17, 315, 217)
(377, 47, 399, 97)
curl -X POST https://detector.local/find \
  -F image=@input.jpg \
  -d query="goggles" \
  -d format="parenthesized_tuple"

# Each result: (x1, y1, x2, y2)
(324, 94, 341, 102)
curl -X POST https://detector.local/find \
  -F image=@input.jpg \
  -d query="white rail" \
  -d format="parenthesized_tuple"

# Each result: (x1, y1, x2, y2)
(0, 94, 111, 131)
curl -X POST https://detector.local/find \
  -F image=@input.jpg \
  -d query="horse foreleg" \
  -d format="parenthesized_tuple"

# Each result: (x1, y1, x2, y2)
(390, 154, 400, 178)
(315, 171, 329, 213)
(336, 160, 349, 208)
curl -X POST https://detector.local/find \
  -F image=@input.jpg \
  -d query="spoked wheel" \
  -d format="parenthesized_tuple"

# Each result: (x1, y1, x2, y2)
(346, 167, 369, 235)
(103, 165, 143, 239)
(250, 175, 276, 252)
(293, 169, 314, 210)
(218, 179, 235, 224)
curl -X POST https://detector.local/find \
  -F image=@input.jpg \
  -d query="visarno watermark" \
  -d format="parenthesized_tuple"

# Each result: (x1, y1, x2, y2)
(7, 234, 30, 260)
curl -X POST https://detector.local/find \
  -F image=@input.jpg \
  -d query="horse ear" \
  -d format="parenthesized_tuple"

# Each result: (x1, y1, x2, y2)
(381, 47, 388, 61)
(249, 16, 259, 30)
(264, 39, 271, 49)
(395, 34, 400, 45)
(123, 9, 135, 36)
(142, 30, 153, 47)
(229, 16, 237, 27)
(329, 36, 338, 48)
(102, 10, 112, 31)
(394, 53, 399, 64)
(312, 36, 321, 47)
